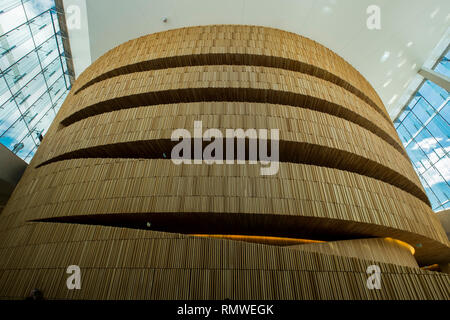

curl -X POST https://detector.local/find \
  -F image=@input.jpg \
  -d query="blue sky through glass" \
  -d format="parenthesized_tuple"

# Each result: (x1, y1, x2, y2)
(394, 51, 450, 211)
(0, 0, 70, 163)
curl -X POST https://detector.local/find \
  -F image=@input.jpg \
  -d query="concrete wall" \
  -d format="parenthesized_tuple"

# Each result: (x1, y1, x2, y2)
(0, 144, 27, 213)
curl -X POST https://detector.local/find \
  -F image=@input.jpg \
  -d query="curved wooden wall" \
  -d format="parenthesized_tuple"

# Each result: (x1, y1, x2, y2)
(290, 238, 418, 268)
(0, 25, 449, 299)
(0, 223, 449, 299)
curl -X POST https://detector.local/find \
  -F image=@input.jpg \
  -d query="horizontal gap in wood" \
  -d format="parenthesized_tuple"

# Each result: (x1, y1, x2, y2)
(73, 53, 389, 122)
(60, 88, 408, 160)
(35, 138, 430, 206)
(29, 212, 378, 242)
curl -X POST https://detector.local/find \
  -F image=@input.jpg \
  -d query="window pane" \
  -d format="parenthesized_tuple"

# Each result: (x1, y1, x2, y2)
(394, 49, 450, 211)
(0, 0, 71, 163)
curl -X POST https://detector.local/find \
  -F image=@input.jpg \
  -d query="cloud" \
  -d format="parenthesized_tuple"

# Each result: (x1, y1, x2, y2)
(412, 137, 442, 152)
(29, 0, 55, 16)
(434, 156, 450, 181)
(418, 155, 450, 186)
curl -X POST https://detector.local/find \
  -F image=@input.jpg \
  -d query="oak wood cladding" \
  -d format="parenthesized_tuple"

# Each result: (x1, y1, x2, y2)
(290, 238, 419, 268)
(0, 25, 449, 300)
(58, 66, 404, 156)
(0, 223, 448, 299)
(34, 103, 426, 204)
(71, 25, 387, 120)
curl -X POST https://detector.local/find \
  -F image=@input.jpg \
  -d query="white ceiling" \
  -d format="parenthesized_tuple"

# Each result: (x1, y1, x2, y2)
(63, 0, 450, 119)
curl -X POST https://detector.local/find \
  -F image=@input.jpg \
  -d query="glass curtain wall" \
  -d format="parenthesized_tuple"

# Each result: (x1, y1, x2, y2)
(0, 0, 70, 163)
(394, 49, 450, 211)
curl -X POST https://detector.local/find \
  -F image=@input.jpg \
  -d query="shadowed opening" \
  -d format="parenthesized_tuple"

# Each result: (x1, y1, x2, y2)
(60, 87, 406, 160)
(73, 53, 388, 122)
(35, 138, 430, 206)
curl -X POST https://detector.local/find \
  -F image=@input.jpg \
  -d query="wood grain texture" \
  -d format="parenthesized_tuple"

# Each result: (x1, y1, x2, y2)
(71, 25, 387, 120)
(0, 25, 449, 299)
(58, 65, 404, 156)
(33, 103, 426, 203)
(290, 238, 418, 268)
(0, 223, 448, 300)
